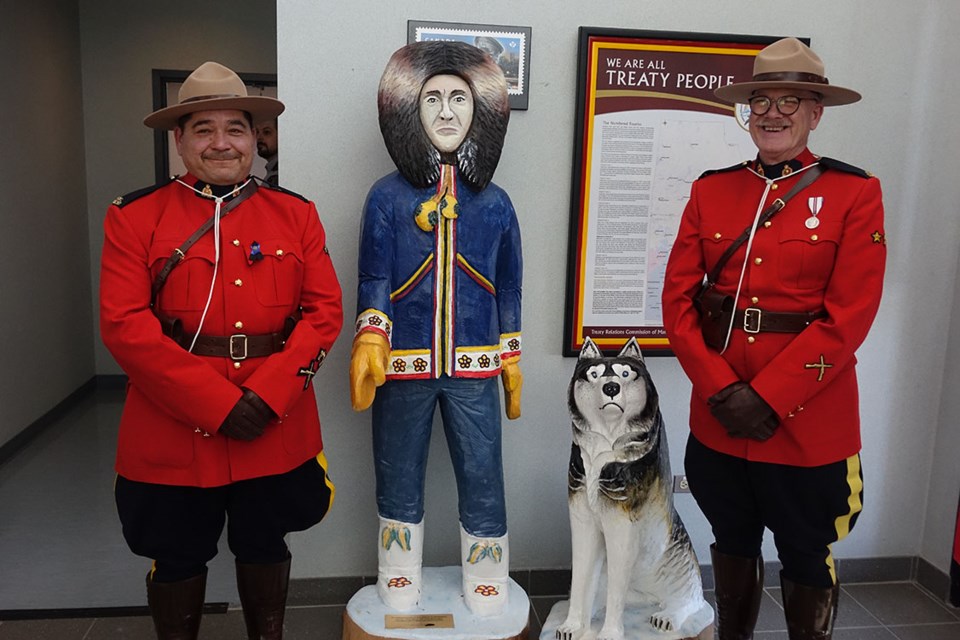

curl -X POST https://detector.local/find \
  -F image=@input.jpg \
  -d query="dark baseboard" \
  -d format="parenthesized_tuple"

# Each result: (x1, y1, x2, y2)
(96, 374, 129, 390)
(917, 556, 953, 604)
(0, 602, 227, 621)
(284, 555, 952, 603)
(0, 377, 98, 468)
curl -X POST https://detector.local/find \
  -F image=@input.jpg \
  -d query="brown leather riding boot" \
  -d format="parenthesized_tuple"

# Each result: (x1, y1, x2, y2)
(236, 555, 291, 639)
(145, 570, 206, 640)
(711, 544, 764, 639)
(781, 573, 839, 639)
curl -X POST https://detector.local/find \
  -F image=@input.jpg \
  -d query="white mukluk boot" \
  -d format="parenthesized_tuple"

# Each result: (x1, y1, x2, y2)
(376, 516, 424, 611)
(460, 525, 509, 616)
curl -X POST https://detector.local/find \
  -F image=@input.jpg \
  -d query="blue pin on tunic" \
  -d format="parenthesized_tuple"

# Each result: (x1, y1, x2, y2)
(249, 241, 264, 262)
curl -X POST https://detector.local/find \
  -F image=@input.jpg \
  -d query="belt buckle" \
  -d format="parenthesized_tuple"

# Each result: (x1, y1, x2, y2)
(229, 334, 248, 360)
(743, 308, 762, 334)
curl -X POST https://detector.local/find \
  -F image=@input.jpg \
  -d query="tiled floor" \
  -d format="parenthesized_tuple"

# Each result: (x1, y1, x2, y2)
(2, 386, 959, 638)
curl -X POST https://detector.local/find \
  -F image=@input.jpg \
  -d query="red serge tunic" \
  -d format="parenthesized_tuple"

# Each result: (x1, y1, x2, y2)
(662, 150, 886, 466)
(100, 175, 343, 487)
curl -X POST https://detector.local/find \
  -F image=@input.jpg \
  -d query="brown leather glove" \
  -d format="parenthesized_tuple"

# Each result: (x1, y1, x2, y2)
(218, 388, 276, 441)
(708, 382, 780, 441)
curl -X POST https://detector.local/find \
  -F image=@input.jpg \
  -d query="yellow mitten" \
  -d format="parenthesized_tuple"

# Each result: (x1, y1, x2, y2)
(500, 356, 523, 420)
(350, 331, 389, 411)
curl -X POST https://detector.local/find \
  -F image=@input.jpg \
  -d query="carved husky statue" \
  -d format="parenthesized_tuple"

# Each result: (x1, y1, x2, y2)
(557, 338, 708, 640)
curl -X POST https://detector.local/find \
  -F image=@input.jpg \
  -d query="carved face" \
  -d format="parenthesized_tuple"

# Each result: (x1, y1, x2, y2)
(418, 74, 474, 154)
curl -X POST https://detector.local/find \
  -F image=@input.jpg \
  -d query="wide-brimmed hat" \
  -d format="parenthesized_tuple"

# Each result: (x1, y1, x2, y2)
(714, 38, 861, 107)
(144, 61, 284, 130)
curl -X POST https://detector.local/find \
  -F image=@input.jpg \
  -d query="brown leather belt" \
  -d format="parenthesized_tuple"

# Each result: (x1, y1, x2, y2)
(158, 311, 300, 360)
(174, 332, 287, 360)
(732, 307, 826, 334)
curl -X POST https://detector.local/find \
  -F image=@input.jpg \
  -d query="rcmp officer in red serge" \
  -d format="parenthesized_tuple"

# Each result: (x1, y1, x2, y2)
(99, 61, 342, 639)
(662, 39, 885, 639)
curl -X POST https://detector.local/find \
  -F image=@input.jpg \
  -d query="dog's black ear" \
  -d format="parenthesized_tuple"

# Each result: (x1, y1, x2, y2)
(579, 337, 603, 361)
(618, 337, 644, 363)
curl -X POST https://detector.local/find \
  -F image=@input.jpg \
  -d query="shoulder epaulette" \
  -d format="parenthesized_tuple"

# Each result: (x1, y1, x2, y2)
(111, 177, 174, 208)
(259, 180, 309, 203)
(818, 157, 873, 179)
(698, 160, 750, 180)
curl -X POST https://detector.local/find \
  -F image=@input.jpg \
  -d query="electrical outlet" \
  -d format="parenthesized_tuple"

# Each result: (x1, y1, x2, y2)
(673, 474, 690, 493)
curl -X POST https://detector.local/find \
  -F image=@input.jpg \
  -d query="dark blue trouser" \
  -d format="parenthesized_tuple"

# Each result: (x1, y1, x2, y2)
(372, 377, 506, 537)
(685, 434, 862, 587)
(116, 455, 333, 582)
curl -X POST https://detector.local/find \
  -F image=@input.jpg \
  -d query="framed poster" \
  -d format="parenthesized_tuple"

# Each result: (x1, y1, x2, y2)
(408, 20, 532, 110)
(563, 28, 790, 356)
(151, 69, 278, 184)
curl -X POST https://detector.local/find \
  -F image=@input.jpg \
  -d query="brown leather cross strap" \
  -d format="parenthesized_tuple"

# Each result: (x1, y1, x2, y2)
(733, 308, 827, 334)
(150, 180, 259, 308)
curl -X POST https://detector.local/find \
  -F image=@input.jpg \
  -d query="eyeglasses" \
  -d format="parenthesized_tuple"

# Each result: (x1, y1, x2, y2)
(747, 95, 819, 116)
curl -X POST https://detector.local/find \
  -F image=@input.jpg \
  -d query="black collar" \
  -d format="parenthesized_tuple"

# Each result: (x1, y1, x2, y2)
(751, 157, 804, 179)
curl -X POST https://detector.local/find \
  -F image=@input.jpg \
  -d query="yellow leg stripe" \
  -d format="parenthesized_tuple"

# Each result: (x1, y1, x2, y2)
(316, 451, 335, 511)
(828, 454, 863, 585)
(834, 454, 863, 539)
(826, 544, 837, 585)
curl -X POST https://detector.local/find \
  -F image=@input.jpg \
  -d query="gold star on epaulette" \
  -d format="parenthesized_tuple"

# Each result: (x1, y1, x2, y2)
(871, 230, 886, 244)
(866, 170, 875, 178)
(112, 196, 123, 206)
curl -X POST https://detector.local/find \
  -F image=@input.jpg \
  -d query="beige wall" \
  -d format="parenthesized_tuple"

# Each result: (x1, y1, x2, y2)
(0, 0, 93, 449)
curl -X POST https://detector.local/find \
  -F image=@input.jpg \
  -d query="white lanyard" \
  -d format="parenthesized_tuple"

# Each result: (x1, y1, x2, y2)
(718, 164, 818, 354)
(174, 178, 252, 352)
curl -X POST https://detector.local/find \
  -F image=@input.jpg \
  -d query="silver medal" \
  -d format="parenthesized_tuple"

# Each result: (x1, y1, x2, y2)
(806, 196, 823, 230)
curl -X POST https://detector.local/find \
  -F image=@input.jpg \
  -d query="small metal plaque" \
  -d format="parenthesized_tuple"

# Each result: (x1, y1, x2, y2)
(384, 613, 455, 629)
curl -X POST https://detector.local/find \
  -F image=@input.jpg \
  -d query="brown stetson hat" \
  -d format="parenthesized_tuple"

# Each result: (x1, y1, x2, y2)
(714, 38, 861, 107)
(143, 61, 284, 130)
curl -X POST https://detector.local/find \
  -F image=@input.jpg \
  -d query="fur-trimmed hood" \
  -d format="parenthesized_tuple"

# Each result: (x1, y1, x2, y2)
(378, 41, 510, 191)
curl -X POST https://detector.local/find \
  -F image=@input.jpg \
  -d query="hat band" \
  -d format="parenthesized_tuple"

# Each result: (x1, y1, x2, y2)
(752, 71, 829, 85)
(180, 92, 246, 104)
